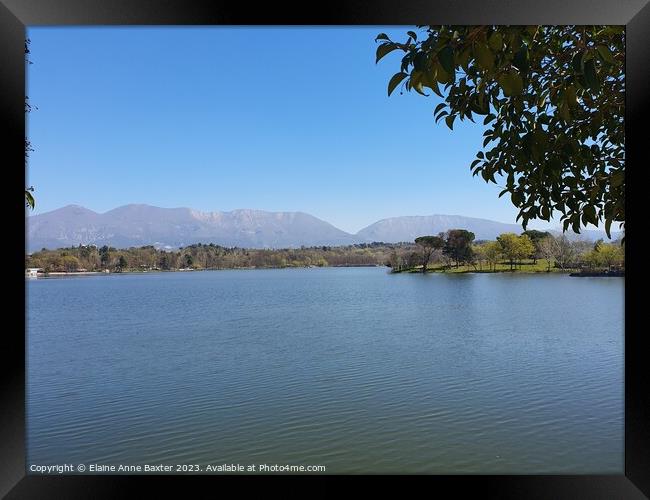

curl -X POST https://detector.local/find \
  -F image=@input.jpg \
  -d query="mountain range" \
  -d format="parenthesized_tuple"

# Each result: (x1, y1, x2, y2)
(26, 204, 618, 252)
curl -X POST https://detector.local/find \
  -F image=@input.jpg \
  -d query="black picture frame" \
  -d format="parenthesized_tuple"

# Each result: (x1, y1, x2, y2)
(1, 1, 648, 497)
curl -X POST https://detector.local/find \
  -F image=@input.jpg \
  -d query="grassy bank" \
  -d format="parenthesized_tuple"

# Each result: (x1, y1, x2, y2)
(394, 259, 566, 274)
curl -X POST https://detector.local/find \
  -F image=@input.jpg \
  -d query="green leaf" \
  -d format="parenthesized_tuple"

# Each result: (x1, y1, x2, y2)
(407, 31, 418, 41)
(474, 43, 495, 72)
(375, 33, 390, 42)
(409, 71, 429, 95)
(572, 51, 585, 73)
(488, 32, 503, 51)
(582, 205, 597, 225)
(605, 217, 613, 238)
(541, 205, 550, 220)
(511, 191, 523, 206)
(376, 43, 398, 64)
(437, 46, 454, 76)
(509, 72, 523, 95)
(483, 113, 496, 125)
(25, 189, 35, 209)
(611, 170, 624, 188)
(458, 47, 472, 71)
(412, 81, 428, 96)
(583, 59, 599, 91)
(572, 218, 581, 234)
(498, 71, 523, 97)
(559, 101, 571, 121)
(596, 44, 616, 65)
(564, 85, 578, 109)
(445, 114, 456, 130)
(387, 72, 408, 96)
(429, 81, 444, 97)
(513, 46, 529, 74)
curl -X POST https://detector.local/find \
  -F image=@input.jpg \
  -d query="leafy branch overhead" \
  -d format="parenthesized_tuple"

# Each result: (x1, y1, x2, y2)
(25, 38, 35, 210)
(376, 26, 624, 238)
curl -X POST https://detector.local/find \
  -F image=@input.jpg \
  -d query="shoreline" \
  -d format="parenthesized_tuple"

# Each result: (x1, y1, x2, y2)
(26, 265, 625, 278)
(27, 265, 387, 277)
(391, 267, 624, 277)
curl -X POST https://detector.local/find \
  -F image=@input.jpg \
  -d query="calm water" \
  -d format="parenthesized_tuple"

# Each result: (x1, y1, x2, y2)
(27, 268, 624, 474)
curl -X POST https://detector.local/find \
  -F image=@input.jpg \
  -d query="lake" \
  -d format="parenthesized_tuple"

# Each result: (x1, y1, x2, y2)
(26, 268, 624, 474)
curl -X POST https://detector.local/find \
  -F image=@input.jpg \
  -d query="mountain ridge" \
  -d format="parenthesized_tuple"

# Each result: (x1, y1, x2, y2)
(27, 204, 619, 252)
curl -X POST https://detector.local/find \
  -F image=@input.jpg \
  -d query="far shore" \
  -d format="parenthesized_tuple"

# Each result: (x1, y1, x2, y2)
(27, 264, 387, 277)
(26, 264, 624, 278)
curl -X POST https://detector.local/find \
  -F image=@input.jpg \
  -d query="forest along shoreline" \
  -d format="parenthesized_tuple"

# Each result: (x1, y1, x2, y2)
(25, 229, 624, 278)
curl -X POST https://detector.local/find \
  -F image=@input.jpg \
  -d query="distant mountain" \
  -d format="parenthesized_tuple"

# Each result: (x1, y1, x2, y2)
(26, 204, 356, 252)
(356, 215, 525, 243)
(26, 204, 620, 252)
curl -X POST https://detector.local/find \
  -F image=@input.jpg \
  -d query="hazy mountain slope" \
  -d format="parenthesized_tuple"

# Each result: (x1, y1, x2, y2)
(355, 215, 524, 242)
(27, 204, 356, 251)
(27, 204, 620, 251)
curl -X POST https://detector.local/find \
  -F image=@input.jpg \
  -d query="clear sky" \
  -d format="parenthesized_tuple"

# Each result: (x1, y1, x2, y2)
(27, 26, 553, 234)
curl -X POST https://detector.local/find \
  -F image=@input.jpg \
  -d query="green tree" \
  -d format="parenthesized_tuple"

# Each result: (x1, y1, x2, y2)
(497, 232, 534, 270)
(591, 240, 623, 270)
(483, 241, 502, 271)
(117, 255, 128, 271)
(376, 26, 624, 238)
(159, 253, 172, 270)
(61, 255, 80, 272)
(521, 230, 552, 263)
(443, 229, 475, 268)
(472, 243, 486, 270)
(415, 235, 445, 273)
(99, 245, 111, 267)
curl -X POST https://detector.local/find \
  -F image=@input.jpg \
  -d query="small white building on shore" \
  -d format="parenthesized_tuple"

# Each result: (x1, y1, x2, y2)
(26, 268, 41, 278)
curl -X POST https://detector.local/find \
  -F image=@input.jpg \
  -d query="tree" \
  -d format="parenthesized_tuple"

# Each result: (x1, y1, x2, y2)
(472, 245, 487, 271)
(483, 241, 502, 271)
(117, 255, 128, 271)
(537, 235, 556, 271)
(522, 230, 552, 264)
(442, 229, 475, 268)
(159, 253, 172, 270)
(61, 255, 80, 272)
(376, 26, 624, 238)
(588, 240, 623, 270)
(549, 235, 577, 271)
(517, 234, 535, 268)
(415, 235, 444, 273)
(497, 233, 519, 270)
(99, 245, 111, 267)
(497, 232, 534, 270)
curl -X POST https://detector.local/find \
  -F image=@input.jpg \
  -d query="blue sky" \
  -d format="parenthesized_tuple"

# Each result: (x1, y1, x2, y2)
(27, 26, 551, 234)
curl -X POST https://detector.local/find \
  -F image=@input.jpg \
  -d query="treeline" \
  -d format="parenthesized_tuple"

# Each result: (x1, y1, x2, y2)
(25, 242, 410, 273)
(388, 229, 625, 273)
(25, 231, 625, 275)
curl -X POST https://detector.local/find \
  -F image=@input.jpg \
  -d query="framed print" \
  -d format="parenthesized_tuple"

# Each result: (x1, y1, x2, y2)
(1, 0, 648, 497)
